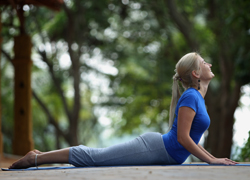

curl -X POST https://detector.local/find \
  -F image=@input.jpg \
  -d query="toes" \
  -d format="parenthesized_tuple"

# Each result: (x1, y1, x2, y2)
(9, 161, 18, 169)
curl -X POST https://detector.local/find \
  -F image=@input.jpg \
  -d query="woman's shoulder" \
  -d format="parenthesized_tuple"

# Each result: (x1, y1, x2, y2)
(177, 88, 201, 112)
(181, 88, 199, 99)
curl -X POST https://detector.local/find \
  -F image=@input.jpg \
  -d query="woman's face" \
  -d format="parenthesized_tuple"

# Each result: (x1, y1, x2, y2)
(198, 56, 215, 80)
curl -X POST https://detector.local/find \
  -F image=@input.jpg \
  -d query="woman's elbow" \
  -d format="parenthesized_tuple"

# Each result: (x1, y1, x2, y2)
(177, 135, 188, 146)
(177, 136, 184, 145)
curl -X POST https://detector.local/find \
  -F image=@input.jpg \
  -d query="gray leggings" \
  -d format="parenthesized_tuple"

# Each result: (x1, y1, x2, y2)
(68, 132, 178, 167)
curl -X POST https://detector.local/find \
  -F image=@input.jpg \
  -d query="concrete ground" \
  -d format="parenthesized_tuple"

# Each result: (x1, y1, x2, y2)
(1, 156, 250, 180)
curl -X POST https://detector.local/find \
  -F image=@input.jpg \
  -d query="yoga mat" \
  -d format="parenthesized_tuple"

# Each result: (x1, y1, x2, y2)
(2, 164, 250, 171)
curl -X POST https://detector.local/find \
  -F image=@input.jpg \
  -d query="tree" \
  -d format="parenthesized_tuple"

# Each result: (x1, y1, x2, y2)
(1, 1, 116, 149)
(102, 0, 250, 159)
(98, 0, 177, 136)
(26, 1, 116, 146)
(1, 0, 249, 159)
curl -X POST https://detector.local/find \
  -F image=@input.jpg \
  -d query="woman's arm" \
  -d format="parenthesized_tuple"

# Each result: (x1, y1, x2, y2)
(198, 143, 215, 159)
(177, 106, 237, 165)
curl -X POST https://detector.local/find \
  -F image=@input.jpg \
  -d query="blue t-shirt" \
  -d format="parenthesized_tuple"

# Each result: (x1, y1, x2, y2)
(162, 88, 210, 164)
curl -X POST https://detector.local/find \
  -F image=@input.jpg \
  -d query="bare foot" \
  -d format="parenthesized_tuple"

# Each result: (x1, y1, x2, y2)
(9, 150, 41, 169)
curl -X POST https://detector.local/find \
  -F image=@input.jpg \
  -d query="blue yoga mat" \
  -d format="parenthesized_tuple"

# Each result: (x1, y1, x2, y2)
(2, 164, 250, 171)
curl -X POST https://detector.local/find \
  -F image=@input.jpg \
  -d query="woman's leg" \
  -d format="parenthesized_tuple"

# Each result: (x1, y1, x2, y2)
(10, 132, 177, 168)
(69, 132, 176, 167)
(9, 148, 70, 169)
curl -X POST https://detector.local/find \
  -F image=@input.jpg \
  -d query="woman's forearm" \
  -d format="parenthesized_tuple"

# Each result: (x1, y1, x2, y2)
(178, 137, 213, 164)
(198, 144, 215, 159)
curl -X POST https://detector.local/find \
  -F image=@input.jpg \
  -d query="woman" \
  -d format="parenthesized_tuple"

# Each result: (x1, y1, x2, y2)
(9, 52, 237, 169)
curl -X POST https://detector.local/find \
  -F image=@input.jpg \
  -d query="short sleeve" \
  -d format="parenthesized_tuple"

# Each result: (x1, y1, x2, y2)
(178, 92, 198, 113)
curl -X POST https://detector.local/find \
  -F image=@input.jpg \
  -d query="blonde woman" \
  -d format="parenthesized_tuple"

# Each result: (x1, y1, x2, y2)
(9, 53, 237, 169)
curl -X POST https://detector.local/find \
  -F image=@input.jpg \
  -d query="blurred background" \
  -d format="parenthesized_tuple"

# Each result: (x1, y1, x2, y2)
(0, 0, 250, 163)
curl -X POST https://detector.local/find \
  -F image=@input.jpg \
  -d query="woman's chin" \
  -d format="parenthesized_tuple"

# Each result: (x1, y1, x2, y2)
(211, 72, 215, 78)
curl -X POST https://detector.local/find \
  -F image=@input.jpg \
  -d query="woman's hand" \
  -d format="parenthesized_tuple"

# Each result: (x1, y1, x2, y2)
(209, 158, 238, 165)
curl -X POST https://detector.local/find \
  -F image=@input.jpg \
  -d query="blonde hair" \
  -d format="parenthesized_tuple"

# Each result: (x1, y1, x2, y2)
(168, 52, 200, 130)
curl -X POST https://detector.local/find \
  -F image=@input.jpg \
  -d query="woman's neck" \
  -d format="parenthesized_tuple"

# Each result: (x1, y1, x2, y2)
(198, 82, 209, 98)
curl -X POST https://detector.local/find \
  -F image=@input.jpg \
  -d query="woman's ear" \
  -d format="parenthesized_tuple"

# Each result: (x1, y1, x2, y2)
(192, 70, 200, 78)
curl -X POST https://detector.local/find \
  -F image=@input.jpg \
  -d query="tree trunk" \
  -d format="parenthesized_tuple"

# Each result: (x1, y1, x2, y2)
(165, 0, 199, 50)
(0, 13, 2, 157)
(204, 0, 242, 158)
(205, 44, 241, 158)
(205, 82, 241, 158)
(63, 3, 81, 146)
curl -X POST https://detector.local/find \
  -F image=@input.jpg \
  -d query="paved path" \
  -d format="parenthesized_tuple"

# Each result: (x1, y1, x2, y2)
(1, 165, 250, 180)
(1, 157, 250, 180)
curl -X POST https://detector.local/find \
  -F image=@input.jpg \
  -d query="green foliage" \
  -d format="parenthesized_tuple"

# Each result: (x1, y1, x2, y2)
(1, 59, 14, 153)
(236, 131, 250, 162)
(1, 0, 250, 155)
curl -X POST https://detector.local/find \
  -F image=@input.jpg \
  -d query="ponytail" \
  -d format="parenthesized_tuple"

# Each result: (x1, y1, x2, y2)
(168, 73, 181, 131)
